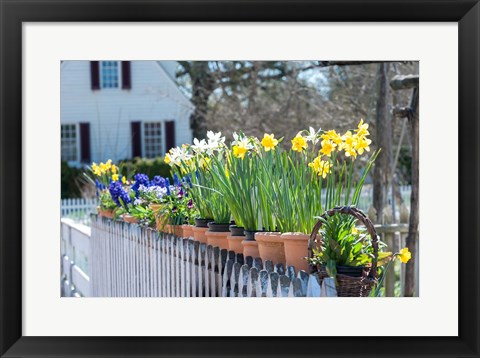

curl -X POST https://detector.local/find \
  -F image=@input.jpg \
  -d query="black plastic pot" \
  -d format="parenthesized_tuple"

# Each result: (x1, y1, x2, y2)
(336, 265, 365, 278)
(194, 218, 213, 228)
(207, 222, 231, 232)
(244, 229, 262, 241)
(229, 225, 245, 236)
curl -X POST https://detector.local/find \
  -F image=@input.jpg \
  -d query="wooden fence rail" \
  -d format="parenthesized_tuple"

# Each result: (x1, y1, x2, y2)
(90, 215, 337, 297)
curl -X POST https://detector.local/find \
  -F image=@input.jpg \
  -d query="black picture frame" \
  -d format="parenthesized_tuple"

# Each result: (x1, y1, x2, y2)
(1, 1, 479, 357)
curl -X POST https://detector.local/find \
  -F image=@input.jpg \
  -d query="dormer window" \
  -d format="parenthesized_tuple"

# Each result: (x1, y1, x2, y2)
(100, 61, 120, 88)
(90, 61, 131, 90)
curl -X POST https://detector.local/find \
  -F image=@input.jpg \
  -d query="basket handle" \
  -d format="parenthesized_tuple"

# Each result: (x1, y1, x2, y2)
(308, 206, 379, 279)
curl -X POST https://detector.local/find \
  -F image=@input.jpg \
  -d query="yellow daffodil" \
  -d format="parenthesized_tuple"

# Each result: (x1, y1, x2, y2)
(321, 130, 343, 145)
(99, 162, 107, 174)
(355, 119, 370, 137)
(355, 137, 372, 155)
(397, 247, 412, 263)
(164, 154, 171, 164)
(111, 165, 118, 174)
(122, 176, 127, 184)
(233, 145, 248, 159)
(112, 174, 119, 181)
(91, 163, 102, 176)
(261, 133, 279, 151)
(308, 157, 331, 178)
(291, 134, 308, 152)
(319, 139, 336, 157)
(105, 159, 112, 170)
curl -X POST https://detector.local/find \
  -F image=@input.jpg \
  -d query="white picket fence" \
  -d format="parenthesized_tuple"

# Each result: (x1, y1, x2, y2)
(61, 198, 98, 226)
(89, 216, 337, 297)
(61, 218, 91, 297)
(61, 215, 418, 298)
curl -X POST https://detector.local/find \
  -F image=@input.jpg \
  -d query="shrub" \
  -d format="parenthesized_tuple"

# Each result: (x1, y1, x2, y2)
(119, 157, 172, 181)
(61, 161, 83, 198)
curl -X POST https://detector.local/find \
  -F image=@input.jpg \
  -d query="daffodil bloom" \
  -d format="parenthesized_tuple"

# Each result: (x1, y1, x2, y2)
(99, 162, 108, 174)
(91, 163, 102, 176)
(305, 127, 321, 145)
(355, 119, 370, 137)
(321, 130, 343, 145)
(308, 157, 331, 178)
(261, 133, 279, 151)
(355, 137, 372, 155)
(341, 131, 357, 149)
(122, 176, 127, 184)
(319, 139, 336, 157)
(291, 134, 308, 152)
(111, 165, 118, 174)
(112, 174, 119, 182)
(164, 154, 171, 164)
(397, 247, 412, 263)
(344, 147, 357, 159)
(233, 144, 248, 159)
(105, 159, 112, 170)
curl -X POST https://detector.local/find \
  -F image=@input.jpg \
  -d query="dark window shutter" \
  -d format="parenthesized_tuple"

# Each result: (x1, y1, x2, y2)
(90, 61, 100, 90)
(121, 61, 131, 90)
(131, 121, 142, 158)
(79, 123, 91, 163)
(165, 120, 175, 152)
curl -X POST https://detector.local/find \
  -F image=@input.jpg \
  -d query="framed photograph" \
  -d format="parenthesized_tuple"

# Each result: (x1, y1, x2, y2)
(1, 0, 479, 357)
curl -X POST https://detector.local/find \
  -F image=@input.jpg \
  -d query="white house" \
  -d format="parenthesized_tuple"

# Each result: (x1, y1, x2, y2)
(61, 61, 193, 166)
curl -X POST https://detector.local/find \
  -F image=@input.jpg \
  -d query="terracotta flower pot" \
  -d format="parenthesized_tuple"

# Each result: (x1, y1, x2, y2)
(206, 231, 229, 250)
(281, 232, 310, 272)
(192, 226, 209, 243)
(242, 239, 260, 258)
(206, 222, 230, 249)
(255, 232, 285, 265)
(97, 207, 114, 219)
(227, 235, 245, 253)
(164, 224, 183, 237)
(182, 224, 195, 238)
(122, 214, 138, 224)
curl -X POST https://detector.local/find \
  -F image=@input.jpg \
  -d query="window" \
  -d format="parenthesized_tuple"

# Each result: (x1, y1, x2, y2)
(143, 122, 163, 158)
(61, 124, 78, 162)
(100, 61, 120, 88)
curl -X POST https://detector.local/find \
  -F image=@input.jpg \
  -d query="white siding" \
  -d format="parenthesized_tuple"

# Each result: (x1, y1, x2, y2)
(61, 61, 193, 164)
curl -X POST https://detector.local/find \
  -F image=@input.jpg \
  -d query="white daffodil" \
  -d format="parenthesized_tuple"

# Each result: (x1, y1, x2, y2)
(206, 131, 225, 155)
(169, 146, 192, 166)
(306, 126, 321, 145)
(237, 136, 254, 150)
(191, 138, 209, 153)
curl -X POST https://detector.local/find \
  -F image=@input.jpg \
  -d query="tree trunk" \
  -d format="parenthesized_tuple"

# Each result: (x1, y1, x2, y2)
(404, 88, 419, 297)
(373, 63, 392, 223)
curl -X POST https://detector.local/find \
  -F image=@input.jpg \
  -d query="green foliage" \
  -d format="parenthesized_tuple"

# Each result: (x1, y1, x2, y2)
(61, 161, 83, 199)
(119, 157, 172, 181)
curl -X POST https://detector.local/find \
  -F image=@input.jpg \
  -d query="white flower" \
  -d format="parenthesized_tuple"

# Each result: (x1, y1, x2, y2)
(191, 138, 209, 153)
(168, 146, 193, 166)
(305, 126, 321, 145)
(205, 131, 225, 155)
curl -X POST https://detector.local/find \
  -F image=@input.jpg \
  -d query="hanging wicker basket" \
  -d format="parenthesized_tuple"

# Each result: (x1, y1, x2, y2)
(308, 206, 379, 297)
